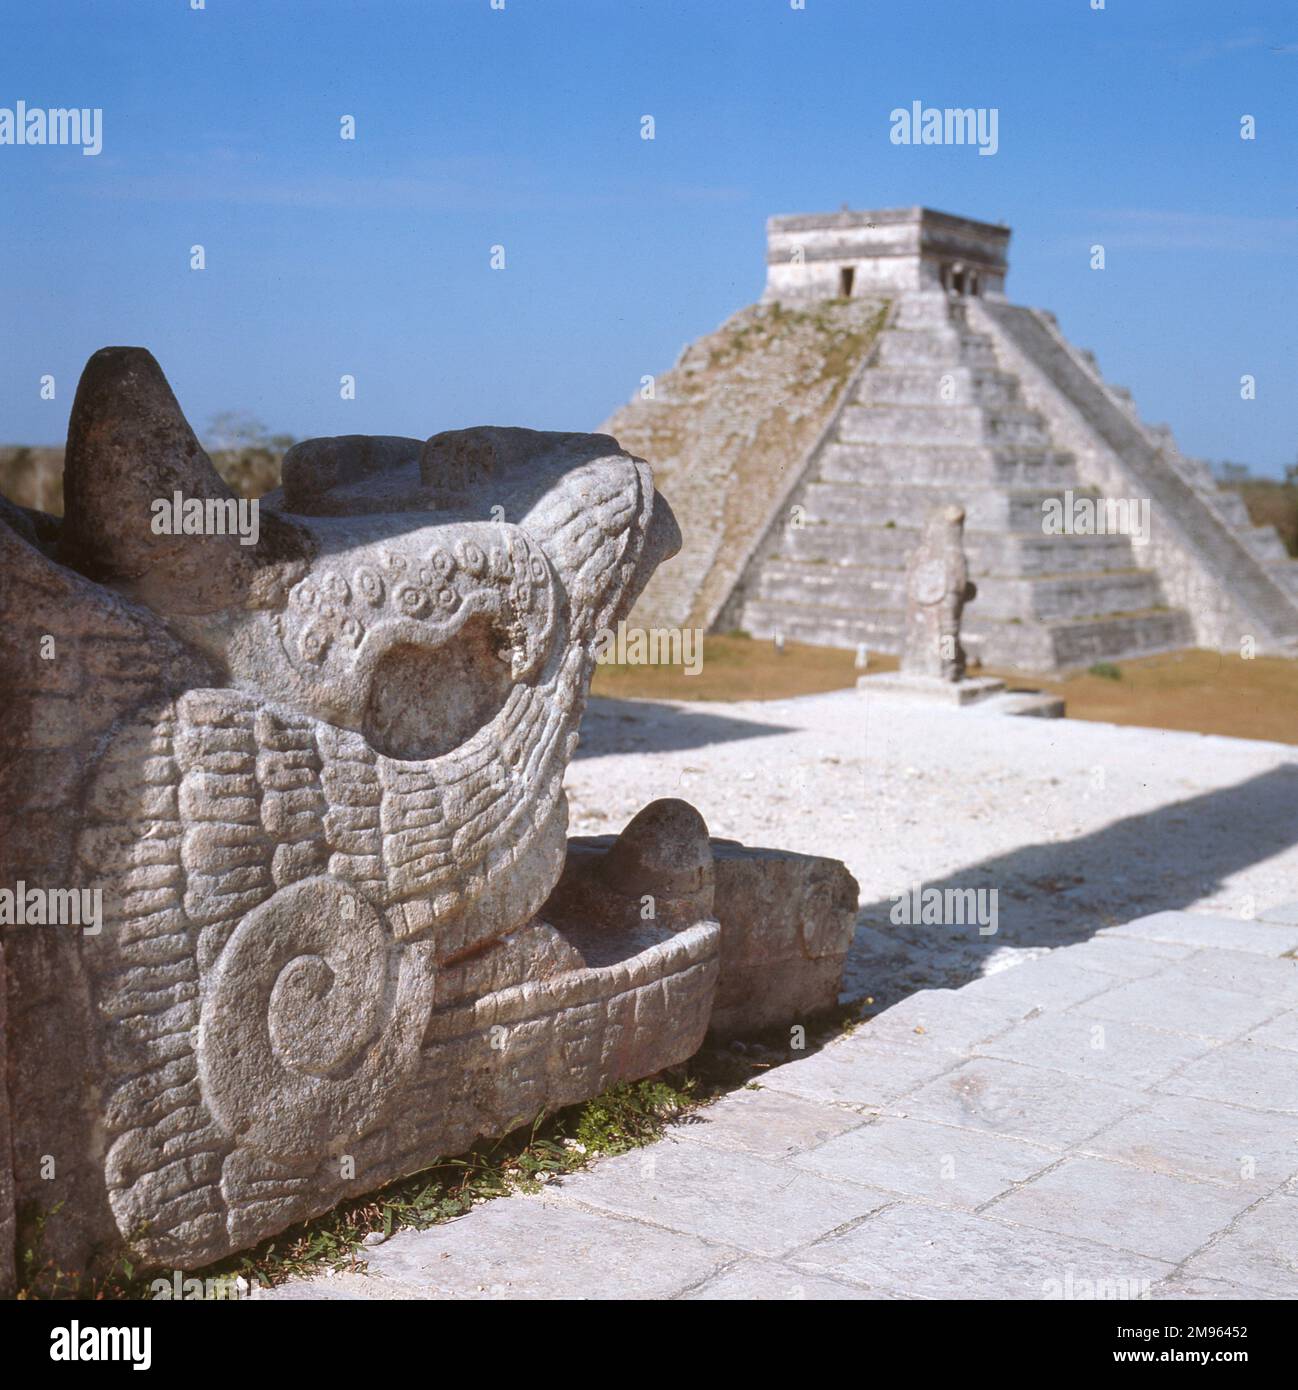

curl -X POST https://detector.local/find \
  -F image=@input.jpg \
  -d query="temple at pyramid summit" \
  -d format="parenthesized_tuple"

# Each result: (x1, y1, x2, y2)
(602, 206, 1298, 673)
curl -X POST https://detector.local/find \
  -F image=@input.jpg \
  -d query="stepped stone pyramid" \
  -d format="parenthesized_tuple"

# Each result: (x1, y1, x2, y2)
(603, 207, 1298, 673)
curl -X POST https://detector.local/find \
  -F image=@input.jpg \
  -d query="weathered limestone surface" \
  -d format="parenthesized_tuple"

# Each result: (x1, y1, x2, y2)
(0, 348, 858, 1289)
(550, 802, 860, 1038)
(708, 839, 859, 1036)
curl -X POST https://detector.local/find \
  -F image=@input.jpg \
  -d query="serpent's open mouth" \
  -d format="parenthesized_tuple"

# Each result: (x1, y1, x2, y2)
(362, 618, 518, 761)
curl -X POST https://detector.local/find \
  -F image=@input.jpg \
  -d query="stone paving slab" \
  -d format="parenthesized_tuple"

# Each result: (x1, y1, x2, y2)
(983, 1156, 1255, 1264)
(681, 1258, 888, 1301)
(1037, 936, 1195, 979)
(348, 1195, 733, 1300)
(1161, 948, 1298, 1003)
(539, 1137, 889, 1259)
(894, 1056, 1146, 1149)
(1157, 1041, 1298, 1114)
(1179, 1192, 1298, 1297)
(789, 1202, 1175, 1300)
(1080, 1092, 1298, 1191)
(265, 906, 1298, 1300)
(758, 1037, 960, 1109)
(954, 957, 1117, 1013)
(1100, 911, 1298, 957)
(848, 987, 1026, 1056)
(977, 1010, 1216, 1090)
(791, 1114, 1056, 1209)
(1246, 1009, 1298, 1053)
(1077, 974, 1277, 1041)
(1150, 1275, 1283, 1300)
(668, 1085, 864, 1162)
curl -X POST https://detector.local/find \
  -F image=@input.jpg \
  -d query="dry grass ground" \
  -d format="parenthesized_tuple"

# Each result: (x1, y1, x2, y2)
(591, 636, 1298, 746)
(590, 633, 878, 702)
(996, 649, 1298, 747)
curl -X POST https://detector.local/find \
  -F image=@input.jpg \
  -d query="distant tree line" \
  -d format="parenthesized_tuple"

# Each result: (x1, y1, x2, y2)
(203, 412, 293, 499)
(0, 413, 293, 517)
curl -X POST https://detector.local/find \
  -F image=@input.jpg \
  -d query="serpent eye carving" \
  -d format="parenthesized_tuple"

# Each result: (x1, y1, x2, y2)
(278, 526, 560, 761)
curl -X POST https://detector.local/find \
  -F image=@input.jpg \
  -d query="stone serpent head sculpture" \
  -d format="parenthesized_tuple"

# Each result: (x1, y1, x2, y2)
(0, 347, 691, 1273)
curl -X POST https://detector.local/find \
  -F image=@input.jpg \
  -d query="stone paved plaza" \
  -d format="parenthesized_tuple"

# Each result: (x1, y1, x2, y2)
(264, 690, 1298, 1300)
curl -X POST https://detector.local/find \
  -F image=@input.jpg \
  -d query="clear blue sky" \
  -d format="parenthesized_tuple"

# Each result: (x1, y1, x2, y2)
(2, 0, 1295, 475)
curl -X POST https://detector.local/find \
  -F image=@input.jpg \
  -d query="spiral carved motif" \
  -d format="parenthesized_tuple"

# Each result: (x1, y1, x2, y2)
(197, 878, 436, 1163)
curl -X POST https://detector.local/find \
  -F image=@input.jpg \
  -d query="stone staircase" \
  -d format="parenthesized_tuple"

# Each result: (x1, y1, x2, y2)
(600, 297, 892, 634)
(974, 300, 1298, 652)
(739, 296, 1195, 672)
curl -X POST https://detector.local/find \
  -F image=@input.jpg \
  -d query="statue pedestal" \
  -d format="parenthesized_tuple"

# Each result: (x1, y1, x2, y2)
(858, 672, 1007, 705)
(859, 672, 1065, 717)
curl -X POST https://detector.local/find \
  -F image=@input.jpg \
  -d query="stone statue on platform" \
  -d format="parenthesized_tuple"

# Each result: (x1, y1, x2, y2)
(900, 504, 977, 681)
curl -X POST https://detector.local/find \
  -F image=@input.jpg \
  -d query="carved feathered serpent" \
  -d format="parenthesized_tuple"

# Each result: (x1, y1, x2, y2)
(0, 348, 715, 1272)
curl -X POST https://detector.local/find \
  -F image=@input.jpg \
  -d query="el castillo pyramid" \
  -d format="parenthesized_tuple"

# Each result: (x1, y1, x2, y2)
(602, 207, 1298, 673)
